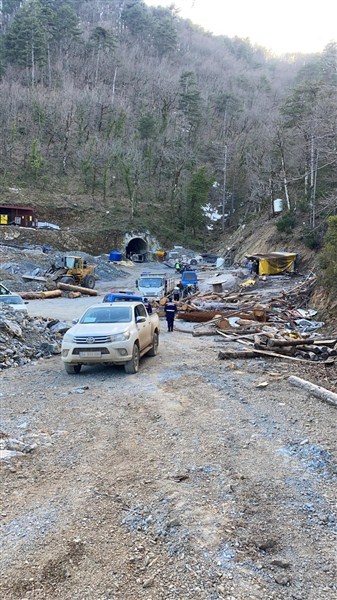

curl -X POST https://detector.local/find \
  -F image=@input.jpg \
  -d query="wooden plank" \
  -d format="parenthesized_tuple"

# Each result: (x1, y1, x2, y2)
(288, 375, 337, 407)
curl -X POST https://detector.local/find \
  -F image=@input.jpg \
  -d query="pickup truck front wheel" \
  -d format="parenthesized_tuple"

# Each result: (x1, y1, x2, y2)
(147, 331, 159, 356)
(124, 343, 140, 374)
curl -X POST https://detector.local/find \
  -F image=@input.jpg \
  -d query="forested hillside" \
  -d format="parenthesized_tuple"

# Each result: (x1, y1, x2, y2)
(0, 0, 336, 261)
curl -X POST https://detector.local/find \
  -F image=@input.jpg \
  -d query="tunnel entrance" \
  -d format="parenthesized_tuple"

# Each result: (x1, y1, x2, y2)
(125, 237, 148, 261)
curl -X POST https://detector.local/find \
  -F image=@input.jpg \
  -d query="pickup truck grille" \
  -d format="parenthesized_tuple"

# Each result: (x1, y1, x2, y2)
(73, 335, 112, 344)
(72, 347, 109, 355)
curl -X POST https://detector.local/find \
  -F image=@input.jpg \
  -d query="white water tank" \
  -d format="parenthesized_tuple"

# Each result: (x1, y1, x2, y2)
(274, 198, 283, 213)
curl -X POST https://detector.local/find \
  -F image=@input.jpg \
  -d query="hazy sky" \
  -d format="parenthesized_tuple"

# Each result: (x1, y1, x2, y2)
(144, 0, 337, 55)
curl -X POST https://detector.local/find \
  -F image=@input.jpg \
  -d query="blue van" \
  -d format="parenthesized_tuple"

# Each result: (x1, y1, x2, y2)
(103, 292, 144, 303)
(181, 271, 198, 288)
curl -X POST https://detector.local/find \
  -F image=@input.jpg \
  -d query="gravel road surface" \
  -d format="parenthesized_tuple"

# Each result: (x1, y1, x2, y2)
(1, 317, 336, 599)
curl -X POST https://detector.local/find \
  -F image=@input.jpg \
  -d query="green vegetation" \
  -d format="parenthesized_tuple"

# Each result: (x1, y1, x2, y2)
(276, 212, 296, 234)
(320, 216, 337, 291)
(303, 229, 322, 250)
(0, 0, 336, 256)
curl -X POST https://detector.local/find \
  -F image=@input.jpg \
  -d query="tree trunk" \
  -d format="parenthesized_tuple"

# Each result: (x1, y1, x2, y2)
(62, 109, 73, 174)
(57, 282, 98, 296)
(277, 131, 291, 210)
(111, 67, 118, 107)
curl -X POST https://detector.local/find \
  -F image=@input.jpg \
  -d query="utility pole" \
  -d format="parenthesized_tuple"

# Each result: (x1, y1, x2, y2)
(222, 145, 228, 232)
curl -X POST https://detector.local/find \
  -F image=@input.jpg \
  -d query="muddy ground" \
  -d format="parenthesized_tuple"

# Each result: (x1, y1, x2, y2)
(1, 314, 336, 600)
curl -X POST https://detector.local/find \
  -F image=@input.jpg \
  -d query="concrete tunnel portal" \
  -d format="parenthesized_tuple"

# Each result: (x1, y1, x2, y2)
(125, 237, 147, 259)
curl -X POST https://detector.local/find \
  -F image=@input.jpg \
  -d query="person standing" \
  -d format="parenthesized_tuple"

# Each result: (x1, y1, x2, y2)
(164, 297, 177, 332)
(143, 297, 152, 314)
(252, 259, 259, 275)
(173, 285, 180, 301)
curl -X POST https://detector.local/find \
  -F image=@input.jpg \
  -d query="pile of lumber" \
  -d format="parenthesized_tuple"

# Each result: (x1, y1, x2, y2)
(214, 328, 337, 363)
(172, 275, 318, 327)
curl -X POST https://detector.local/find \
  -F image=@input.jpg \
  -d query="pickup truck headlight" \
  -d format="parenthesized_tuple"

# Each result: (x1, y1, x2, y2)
(110, 331, 130, 342)
(63, 332, 74, 342)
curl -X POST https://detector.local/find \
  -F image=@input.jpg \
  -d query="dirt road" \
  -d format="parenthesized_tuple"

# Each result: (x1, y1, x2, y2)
(25, 263, 174, 322)
(1, 320, 336, 599)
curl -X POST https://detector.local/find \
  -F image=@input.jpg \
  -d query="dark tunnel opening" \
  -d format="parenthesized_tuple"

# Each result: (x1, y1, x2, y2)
(126, 237, 148, 259)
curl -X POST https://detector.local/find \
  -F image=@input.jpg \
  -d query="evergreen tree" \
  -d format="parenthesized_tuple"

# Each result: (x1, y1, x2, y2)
(89, 26, 116, 85)
(179, 71, 201, 133)
(151, 8, 177, 57)
(121, 0, 151, 40)
(138, 112, 156, 140)
(320, 215, 337, 291)
(51, 2, 81, 45)
(184, 167, 213, 237)
(5, 0, 47, 84)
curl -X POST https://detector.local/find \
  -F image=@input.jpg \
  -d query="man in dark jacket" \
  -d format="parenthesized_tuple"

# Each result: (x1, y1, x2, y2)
(143, 298, 152, 314)
(164, 297, 177, 332)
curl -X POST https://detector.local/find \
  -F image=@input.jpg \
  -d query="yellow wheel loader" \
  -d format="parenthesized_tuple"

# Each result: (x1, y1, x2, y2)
(46, 256, 96, 289)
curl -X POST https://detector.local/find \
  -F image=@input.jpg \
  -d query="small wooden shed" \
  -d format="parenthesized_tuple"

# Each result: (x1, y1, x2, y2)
(0, 205, 37, 227)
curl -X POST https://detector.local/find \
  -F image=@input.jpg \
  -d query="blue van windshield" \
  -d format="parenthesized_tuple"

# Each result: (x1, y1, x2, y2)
(182, 272, 197, 280)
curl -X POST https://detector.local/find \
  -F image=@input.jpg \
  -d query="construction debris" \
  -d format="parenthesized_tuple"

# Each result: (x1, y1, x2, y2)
(0, 304, 68, 369)
(164, 273, 336, 367)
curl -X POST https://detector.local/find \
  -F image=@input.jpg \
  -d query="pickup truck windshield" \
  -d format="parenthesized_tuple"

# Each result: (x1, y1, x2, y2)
(139, 277, 163, 287)
(80, 306, 132, 324)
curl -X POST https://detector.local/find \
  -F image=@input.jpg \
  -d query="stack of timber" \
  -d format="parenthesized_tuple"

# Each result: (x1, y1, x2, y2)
(18, 283, 98, 300)
(176, 275, 318, 325)
(216, 328, 337, 364)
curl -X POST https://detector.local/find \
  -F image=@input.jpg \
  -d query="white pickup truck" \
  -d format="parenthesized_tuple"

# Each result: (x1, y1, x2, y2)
(61, 302, 160, 374)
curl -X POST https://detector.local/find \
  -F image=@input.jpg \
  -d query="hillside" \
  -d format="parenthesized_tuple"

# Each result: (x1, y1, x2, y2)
(0, 0, 336, 303)
(0, 3, 336, 230)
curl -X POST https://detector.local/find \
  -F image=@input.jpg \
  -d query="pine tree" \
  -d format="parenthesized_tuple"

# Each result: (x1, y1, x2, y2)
(5, 0, 47, 84)
(184, 167, 213, 237)
(179, 71, 201, 134)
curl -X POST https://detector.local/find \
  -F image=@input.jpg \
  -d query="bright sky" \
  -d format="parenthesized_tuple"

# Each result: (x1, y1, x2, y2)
(144, 0, 337, 55)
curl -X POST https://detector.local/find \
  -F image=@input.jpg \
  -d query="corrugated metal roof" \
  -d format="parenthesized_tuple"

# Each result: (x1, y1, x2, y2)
(0, 205, 35, 211)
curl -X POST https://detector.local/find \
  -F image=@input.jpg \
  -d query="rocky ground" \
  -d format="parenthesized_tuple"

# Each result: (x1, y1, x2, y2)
(1, 248, 336, 599)
(0, 316, 336, 599)
(0, 243, 127, 293)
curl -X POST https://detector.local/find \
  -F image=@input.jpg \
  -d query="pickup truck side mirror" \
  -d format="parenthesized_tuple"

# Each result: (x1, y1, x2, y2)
(72, 318, 79, 324)
(136, 316, 146, 324)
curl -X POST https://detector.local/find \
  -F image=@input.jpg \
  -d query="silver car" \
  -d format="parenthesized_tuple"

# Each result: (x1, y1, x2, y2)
(0, 293, 28, 313)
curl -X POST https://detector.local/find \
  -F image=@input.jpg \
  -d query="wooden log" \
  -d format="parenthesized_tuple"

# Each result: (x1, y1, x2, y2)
(42, 289, 63, 298)
(192, 330, 218, 337)
(18, 289, 62, 300)
(57, 282, 97, 296)
(216, 330, 308, 362)
(68, 291, 82, 299)
(288, 375, 337, 407)
(267, 337, 321, 348)
(255, 345, 296, 356)
(219, 350, 257, 359)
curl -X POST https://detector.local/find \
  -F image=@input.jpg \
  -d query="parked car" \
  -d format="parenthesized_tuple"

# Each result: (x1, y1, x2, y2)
(37, 221, 60, 230)
(102, 292, 144, 303)
(0, 293, 28, 313)
(181, 270, 198, 288)
(0, 283, 11, 295)
(61, 302, 160, 375)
